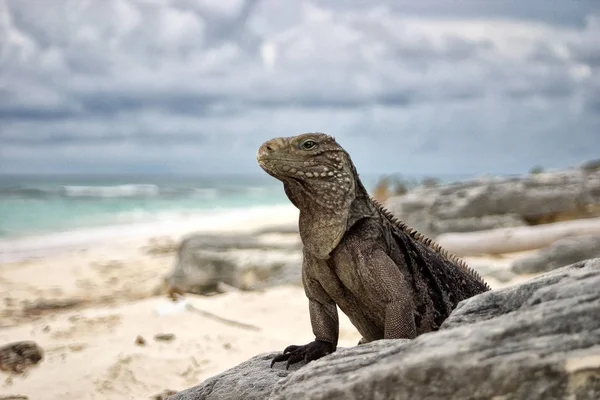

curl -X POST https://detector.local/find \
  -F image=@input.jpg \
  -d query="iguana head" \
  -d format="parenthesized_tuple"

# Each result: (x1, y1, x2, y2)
(257, 133, 362, 258)
(257, 133, 356, 210)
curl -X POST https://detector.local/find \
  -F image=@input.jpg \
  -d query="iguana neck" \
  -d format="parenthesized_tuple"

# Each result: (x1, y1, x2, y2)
(284, 165, 378, 259)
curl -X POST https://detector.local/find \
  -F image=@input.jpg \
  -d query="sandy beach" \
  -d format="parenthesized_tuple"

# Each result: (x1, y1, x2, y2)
(0, 205, 535, 400)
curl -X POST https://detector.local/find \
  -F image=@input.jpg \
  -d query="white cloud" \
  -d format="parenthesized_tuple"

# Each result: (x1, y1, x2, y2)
(0, 0, 598, 174)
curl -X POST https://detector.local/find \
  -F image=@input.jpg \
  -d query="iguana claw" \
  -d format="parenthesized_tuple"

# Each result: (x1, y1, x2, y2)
(270, 340, 333, 369)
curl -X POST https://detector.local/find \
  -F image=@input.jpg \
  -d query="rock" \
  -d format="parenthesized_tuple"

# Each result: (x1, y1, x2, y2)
(468, 263, 517, 283)
(511, 234, 600, 274)
(385, 192, 437, 236)
(171, 258, 600, 400)
(436, 217, 600, 256)
(135, 335, 146, 346)
(386, 188, 528, 237)
(172, 352, 305, 400)
(150, 389, 178, 400)
(165, 234, 302, 296)
(0, 341, 44, 374)
(385, 168, 600, 236)
(166, 248, 239, 295)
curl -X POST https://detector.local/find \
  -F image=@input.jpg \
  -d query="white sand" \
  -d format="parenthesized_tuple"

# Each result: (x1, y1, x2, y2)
(0, 205, 534, 399)
(0, 288, 362, 400)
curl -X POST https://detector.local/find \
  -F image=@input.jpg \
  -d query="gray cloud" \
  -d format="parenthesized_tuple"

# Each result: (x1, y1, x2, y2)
(0, 0, 598, 175)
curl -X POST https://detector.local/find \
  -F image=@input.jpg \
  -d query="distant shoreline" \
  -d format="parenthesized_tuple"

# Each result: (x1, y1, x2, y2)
(0, 204, 299, 264)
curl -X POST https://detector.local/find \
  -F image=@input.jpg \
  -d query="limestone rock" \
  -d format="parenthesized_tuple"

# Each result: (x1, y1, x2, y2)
(511, 234, 600, 274)
(436, 217, 600, 256)
(165, 234, 302, 296)
(172, 352, 304, 400)
(385, 168, 600, 236)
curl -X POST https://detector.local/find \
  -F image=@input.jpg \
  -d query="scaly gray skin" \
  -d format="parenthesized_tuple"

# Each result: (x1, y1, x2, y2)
(257, 133, 490, 369)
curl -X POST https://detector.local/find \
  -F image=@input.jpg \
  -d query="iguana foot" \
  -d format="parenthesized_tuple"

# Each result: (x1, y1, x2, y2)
(270, 340, 333, 369)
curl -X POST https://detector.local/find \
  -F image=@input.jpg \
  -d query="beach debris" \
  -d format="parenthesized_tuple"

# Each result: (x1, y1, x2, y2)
(69, 343, 86, 352)
(22, 298, 84, 317)
(155, 298, 189, 316)
(0, 341, 44, 374)
(154, 295, 261, 331)
(135, 335, 147, 346)
(184, 303, 261, 332)
(154, 333, 176, 342)
(166, 284, 186, 301)
(150, 389, 178, 400)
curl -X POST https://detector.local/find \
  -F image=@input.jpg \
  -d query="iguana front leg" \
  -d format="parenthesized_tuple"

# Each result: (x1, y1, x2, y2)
(271, 261, 339, 369)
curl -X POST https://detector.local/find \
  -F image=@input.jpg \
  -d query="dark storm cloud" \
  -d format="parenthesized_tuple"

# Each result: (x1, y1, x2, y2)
(0, 0, 598, 174)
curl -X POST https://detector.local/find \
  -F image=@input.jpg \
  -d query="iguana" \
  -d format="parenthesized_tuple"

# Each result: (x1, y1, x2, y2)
(257, 133, 490, 369)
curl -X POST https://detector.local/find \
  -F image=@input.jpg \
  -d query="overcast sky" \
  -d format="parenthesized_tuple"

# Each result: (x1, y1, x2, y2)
(0, 0, 598, 175)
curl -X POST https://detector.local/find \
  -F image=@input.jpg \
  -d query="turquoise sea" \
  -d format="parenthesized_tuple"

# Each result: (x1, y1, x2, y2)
(0, 173, 471, 240)
(0, 174, 290, 239)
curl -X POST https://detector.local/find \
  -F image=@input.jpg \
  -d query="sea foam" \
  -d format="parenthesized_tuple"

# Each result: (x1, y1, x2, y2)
(62, 184, 160, 198)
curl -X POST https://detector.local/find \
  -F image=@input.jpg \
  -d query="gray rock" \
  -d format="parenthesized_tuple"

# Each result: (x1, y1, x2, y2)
(469, 263, 517, 283)
(386, 193, 526, 237)
(385, 194, 436, 236)
(171, 258, 600, 400)
(385, 168, 600, 236)
(166, 234, 303, 295)
(167, 248, 238, 295)
(171, 352, 305, 400)
(511, 234, 600, 274)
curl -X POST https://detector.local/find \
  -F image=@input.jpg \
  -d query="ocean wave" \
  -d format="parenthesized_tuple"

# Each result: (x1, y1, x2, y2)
(62, 184, 160, 198)
(0, 183, 281, 200)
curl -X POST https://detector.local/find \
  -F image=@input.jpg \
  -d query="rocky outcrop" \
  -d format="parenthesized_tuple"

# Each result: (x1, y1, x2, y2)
(171, 258, 600, 400)
(165, 232, 303, 296)
(511, 234, 600, 274)
(385, 168, 600, 237)
(436, 217, 600, 256)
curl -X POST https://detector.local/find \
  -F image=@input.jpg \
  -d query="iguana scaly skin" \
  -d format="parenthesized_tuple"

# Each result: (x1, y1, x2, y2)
(257, 133, 490, 368)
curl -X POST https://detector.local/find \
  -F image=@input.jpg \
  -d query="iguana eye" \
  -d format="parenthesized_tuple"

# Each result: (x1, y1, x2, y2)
(300, 139, 317, 150)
